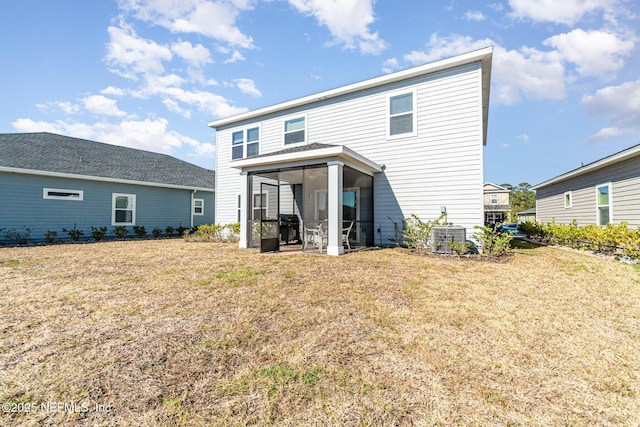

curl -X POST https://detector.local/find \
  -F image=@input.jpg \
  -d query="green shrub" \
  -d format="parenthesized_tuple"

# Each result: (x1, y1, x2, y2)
(133, 225, 147, 238)
(473, 225, 512, 258)
(91, 226, 107, 241)
(152, 227, 162, 238)
(114, 226, 128, 239)
(402, 213, 447, 253)
(165, 226, 175, 237)
(44, 230, 58, 243)
(62, 223, 84, 242)
(187, 223, 241, 242)
(3, 227, 31, 245)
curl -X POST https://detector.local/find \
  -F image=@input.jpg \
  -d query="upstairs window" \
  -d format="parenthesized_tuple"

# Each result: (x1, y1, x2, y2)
(284, 116, 306, 145)
(490, 194, 498, 204)
(389, 90, 416, 137)
(246, 127, 260, 157)
(231, 127, 260, 160)
(232, 131, 244, 160)
(596, 183, 611, 226)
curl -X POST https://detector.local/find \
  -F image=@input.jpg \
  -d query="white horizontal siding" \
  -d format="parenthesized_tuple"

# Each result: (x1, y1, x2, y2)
(215, 62, 485, 243)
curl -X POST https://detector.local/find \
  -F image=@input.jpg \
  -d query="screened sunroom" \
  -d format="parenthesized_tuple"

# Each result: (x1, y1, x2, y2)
(231, 144, 381, 255)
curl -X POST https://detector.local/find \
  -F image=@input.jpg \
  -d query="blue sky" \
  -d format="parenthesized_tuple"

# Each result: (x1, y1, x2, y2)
(1, 0, 638, 186)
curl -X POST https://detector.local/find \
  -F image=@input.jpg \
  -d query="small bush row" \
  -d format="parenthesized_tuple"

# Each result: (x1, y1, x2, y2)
(184, 223, 241, 242)
(520, 220, 640, 258)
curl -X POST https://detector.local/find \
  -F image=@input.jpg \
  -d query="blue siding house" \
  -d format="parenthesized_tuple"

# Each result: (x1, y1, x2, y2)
(0, 132, 215, 243)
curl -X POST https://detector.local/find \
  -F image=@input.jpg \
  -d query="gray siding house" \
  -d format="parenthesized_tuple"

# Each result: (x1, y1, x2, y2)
(209, 48, 493, 255)
(532, 143, 640, 227)
(0, 133, 215, 243)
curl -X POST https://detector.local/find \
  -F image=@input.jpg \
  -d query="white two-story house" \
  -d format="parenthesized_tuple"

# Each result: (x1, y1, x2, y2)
(209, 47, 493, 255)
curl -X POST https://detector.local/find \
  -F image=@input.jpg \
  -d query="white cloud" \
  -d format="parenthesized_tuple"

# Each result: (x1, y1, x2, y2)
(223, 49, 245, 63)
(118, 0, 255, 48)
(287, 0, 388, 55)
(544, 28, 634, 78)
(101, 86, 126, 96)
(171, 40, 212, 68)
(582, 79, 640, 141)
(464, 10, 486, 21)
(105, 23, 172, 79)
(392, 34, 566, 105)
(234, 78, 262, 98)
(508, 0, 619, 25)
(36, 101, 82, 115)
(516, 134, 530, 143)
(11, 116, 213, 159)
(82, 95, 127, 117)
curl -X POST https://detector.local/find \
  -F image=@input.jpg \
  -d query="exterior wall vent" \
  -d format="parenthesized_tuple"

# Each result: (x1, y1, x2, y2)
(431, 225, 466, 254)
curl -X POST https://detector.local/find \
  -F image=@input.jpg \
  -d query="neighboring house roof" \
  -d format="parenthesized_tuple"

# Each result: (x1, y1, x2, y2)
(484, 182, 510, 192)
(532, 143, 640, 190)
(517, 207, 537, 216)
(0, 132, 215, 191)
(209, 47, 493, 146)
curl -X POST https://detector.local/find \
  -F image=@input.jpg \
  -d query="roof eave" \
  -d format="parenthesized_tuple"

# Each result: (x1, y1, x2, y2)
(532, 143, 640, 190)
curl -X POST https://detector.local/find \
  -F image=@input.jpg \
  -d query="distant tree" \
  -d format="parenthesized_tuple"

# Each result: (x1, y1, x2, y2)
(508, 182, 536, 221)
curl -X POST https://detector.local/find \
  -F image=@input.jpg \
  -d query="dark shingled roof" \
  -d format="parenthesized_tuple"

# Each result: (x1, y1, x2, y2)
(0, 132, 214, 190)
(246, 142, 335, 159)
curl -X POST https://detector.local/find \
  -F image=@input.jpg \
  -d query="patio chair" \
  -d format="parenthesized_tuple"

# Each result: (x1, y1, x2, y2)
(342, 221, 354, 251)
(302, 224, 326, 253)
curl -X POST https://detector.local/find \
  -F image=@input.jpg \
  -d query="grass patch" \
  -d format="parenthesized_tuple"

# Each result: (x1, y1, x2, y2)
(0, 240, 639, 425)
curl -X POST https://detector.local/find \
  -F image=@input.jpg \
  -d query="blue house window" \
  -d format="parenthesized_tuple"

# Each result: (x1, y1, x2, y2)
(43, 188, 83, 201)
(112, 193, 136, 225)
(193, 198, 204, 216)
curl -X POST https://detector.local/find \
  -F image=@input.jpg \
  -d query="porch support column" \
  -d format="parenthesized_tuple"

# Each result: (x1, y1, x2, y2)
(239, 171, 250, 249)
(326, 161, 344, 256)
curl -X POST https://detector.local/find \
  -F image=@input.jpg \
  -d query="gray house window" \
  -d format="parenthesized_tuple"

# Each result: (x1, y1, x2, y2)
(43, 188, 83, 201)
(284, 116, 305, 145)
(232, 127, 260, 160)
(564, 191, 572, 208)
(112, 193, 136, 225)
(596, 183, 611, 226)
(389, 90, 416, 137)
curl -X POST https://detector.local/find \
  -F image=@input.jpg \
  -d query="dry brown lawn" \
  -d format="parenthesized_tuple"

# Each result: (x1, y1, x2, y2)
(0, 239, 639, 426)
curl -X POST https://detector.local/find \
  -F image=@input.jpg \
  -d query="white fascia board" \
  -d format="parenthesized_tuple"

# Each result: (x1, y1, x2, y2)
(209, 47, 493, 129)
(0, 166, 215, 192)
(532, 144, 640, 190)
(230, 145, 382, 174)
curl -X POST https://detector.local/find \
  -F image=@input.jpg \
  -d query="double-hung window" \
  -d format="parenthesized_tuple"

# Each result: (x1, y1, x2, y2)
(193, 199, 204, 216)
(112, 193, 136, 225)
(231, 127, 260, 159)
(388, 89, 416, 137)
(596, 183, 611, 225)
(490, 194, 498, 204)
(232, 131, 244, 160)
(284, 116, 305, 145)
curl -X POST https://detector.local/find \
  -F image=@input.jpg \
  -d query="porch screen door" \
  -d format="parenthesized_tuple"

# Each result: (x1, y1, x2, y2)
(260, 182, 280, 252)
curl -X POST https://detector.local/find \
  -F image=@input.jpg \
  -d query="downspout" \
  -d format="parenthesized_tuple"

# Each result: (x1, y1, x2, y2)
(191, 190, 197, 229)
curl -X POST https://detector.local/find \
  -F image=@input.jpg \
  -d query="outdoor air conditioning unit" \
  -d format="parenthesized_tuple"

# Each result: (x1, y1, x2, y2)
(431, 225, 466, 254)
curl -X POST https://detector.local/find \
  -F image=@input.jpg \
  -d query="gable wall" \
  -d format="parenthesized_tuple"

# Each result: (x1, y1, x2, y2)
(536, 155, 640, 227)
(215, 62, 485, 244)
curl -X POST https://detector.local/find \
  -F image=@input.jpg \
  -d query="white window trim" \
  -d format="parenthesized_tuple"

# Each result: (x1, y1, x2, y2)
(43, 188, 84, 201)
(111, 193, 136, 226)
(595, 182, 612, 226)
(193, 198, 204, 216)
(282, 113, 307, 147)
(387, 87, 418, 139)
(231, 124, 261, 160)
(564, 191, 572, 208)
(252, 191, 268, 220)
